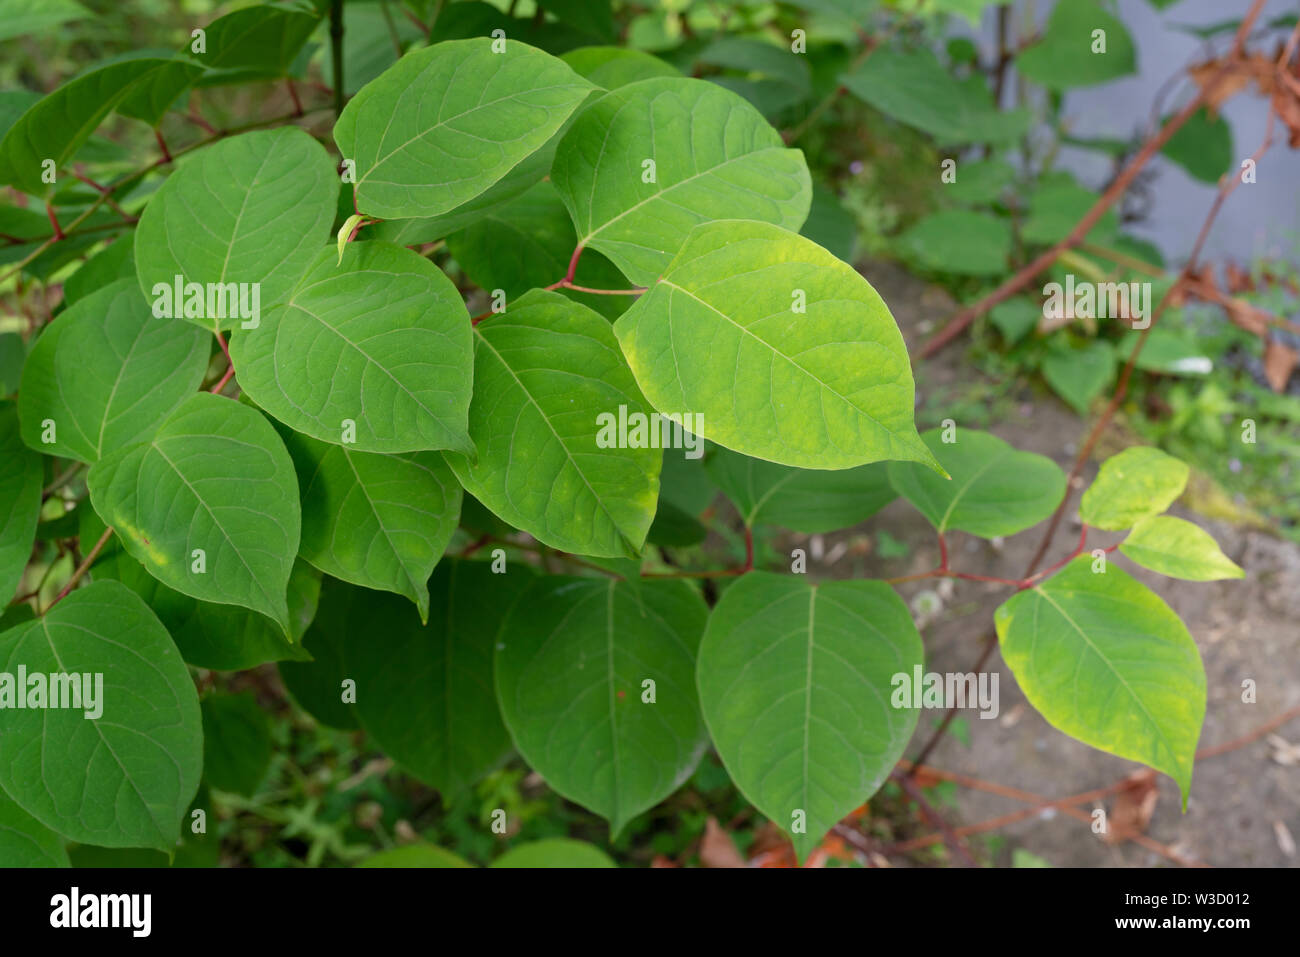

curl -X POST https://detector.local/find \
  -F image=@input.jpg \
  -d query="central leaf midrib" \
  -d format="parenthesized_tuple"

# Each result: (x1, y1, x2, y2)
(657, 279, 897, 440)
(1031, 585, 1180, 773)
(472, 325, 635, 552)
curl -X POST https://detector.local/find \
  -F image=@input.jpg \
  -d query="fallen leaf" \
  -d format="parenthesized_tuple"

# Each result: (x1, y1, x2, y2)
(1263, 340, 1298, 392)
(1104, 769, 1159, 845)
(699, 816, 746, 868)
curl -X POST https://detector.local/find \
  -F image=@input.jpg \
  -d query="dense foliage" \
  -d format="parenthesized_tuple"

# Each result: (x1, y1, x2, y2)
(0, 0, 1286, 868)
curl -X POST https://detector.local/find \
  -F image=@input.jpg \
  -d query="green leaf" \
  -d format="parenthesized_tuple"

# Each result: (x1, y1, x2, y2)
(363, 126, 559, 245)
(945, 158, 1016, 206)
(231, 240, 473, 455)
(18, 279, 209, 463)
(995, 557, 1205, 805)
(336, 38, 593, 219)
(646, 498, 707, 547)
(490, 839, 616, 868)
(358, 844, 474, 867)
(841, 47, 1031, 144)
(800, 185, 858, 263)
(696, 36, 812, 98)
(190, 1, 321, 86)
(201, 692, 272, 797)
(445, 180, 635, 320)
(495, 576, 709, 835)
(1160, 107, 1233, 184)
(134, 127, 339, 330)
(92, 551, 317, 671)
(445, 290, 661, 559)
(707, 446, 895, 532)
(1117, 326, 1210, 375)
(87, 392, 302, 632)
(0, 402, 42, 605)
(614, 219, 937, 471)
(0, 57, 176, 196)
(1042, 340, 1115, 414)
(61, 237, 134, 306)
(697, 572, 923, 862)
(887, 428, 1065, 538)
(1079, 446, 1189, 531)
(988, 297, 1041, 343)
(330, 561, 530, 796)
(551, 77, 812, 286)
(0, 788, 70, 867)
(1021, 180, 1119, 246)
(1016, 0, 1137, 89)
(898, 209, 1012, 276)
(0, 580, 202, 850)
(115, 56, 206, 127)
(1120, 515, 1243, 581)
(323, 1, 424, 96)
(278, 580, 360, 731)
(0, 0, 90, 42)
(275, 424, 461, 622)
(562, 46, 680, 88)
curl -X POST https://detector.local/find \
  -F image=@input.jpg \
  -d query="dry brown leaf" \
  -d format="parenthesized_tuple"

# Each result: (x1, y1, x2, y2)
(1103, 769, 1159, 845)
(1263, 339, 1298, 392)
(1222, 296, 1273, 336)
(1188, 58, 1255, 111)
(699, 816, 746, 868)
(1272, 85, 1300, 148)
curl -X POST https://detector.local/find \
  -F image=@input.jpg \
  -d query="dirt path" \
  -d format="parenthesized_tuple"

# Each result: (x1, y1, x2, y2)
(801, 262, 1300, 866)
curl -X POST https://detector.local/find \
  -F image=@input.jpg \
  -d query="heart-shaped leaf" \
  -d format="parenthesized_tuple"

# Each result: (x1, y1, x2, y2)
(0, 580, 202, 850)
(335, 38, 593, 219)
(325, 561, 532, 797)
(614, 219, 937, 471)
(19, 279, 209, 463)
(87, 392, 301, 632)
(134, 127, 339, 330)
(696, 572, 923, 862)
(551, 77, 811, 285)
(1079, 446, 1189, 531)
(995, 557, 1205, 806)
(276, 423, 462, 622)
(445, 290, 660, 558)
(1015, 0, 1137, 90)
(495, 576, 709, 835)
(887, 428, 1066, 538)
(231, 241, 474, 455)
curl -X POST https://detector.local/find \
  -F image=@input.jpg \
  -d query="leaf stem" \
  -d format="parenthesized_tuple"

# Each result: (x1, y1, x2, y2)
(43, 526, 113, 614)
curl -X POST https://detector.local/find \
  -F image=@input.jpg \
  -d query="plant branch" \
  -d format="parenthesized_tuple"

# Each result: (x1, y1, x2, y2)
(43, 526, 113, 614)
